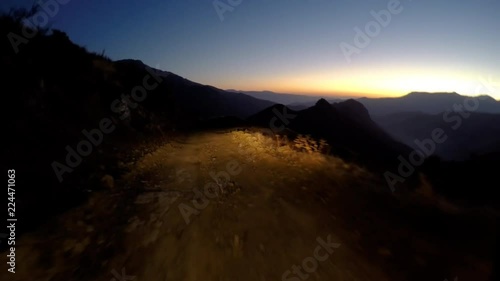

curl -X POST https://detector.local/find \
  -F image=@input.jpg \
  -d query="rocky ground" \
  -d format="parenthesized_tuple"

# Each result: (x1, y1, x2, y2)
(1, 130, 497, 281)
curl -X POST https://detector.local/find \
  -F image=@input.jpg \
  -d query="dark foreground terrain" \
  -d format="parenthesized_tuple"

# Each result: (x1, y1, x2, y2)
(2, 131, 497, 281)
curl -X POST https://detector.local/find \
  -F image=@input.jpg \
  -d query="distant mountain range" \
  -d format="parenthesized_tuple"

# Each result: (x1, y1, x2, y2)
(227, 90, 342, 108)
(358, 92, 500, 116)
(234, 90, 500, 160)
(229, 90, 500, 115)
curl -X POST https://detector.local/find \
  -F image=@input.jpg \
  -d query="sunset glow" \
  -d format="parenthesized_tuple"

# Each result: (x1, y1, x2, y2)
(211, 68, 495, 98)
(2, 0, 498, 99)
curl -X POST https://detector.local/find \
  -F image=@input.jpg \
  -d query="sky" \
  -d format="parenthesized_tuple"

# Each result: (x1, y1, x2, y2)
(2, 0, 499, 98)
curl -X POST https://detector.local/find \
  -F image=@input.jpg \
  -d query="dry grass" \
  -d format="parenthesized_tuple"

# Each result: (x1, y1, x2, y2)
(228, 130, 363, 176)
(292, 134, 330, 154)
(230, 130, 329, 156)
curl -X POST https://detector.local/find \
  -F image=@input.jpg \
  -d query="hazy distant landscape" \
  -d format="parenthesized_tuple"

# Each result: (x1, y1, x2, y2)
(1, 1, 499, 281)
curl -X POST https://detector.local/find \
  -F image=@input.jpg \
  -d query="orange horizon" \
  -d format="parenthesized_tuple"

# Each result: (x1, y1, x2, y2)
(194, 67, 499, 100)
(225, 88, 480, 99)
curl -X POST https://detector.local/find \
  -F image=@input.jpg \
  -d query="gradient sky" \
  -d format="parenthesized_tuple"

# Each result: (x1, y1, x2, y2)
(2, 0, 499, 98)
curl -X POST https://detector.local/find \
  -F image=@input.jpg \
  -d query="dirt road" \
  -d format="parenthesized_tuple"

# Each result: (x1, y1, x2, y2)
(1, 131, 496, 281)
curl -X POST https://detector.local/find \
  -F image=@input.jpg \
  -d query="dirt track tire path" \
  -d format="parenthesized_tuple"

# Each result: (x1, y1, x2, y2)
(1, 131, 495, 281)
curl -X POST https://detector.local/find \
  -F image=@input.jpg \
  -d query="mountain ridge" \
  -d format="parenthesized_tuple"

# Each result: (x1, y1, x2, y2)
(357, 92, 500, 115)
(232, 90, 500, 115)
(248, 99, 412, 168)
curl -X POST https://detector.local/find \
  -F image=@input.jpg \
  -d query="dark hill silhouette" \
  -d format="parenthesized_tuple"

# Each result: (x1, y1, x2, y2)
(114, 59, 275, 124)
(248, 99, 412, 168)
(247, 103, 299, 128)
(332, 98, 371, 123)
